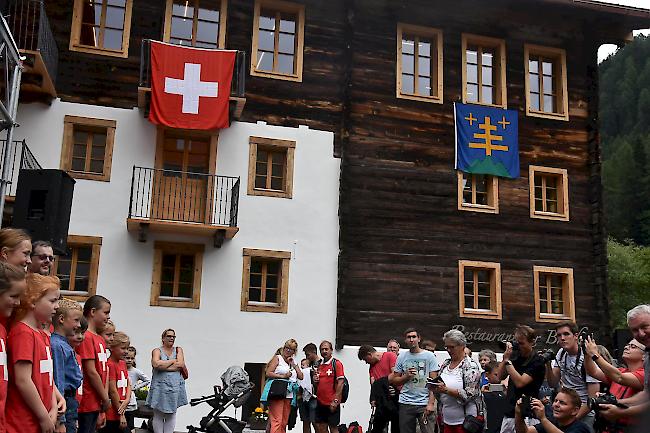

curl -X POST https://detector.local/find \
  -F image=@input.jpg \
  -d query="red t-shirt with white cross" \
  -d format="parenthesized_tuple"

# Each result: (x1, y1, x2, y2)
(0, 323, 8, 433)
(106, 359, 130, 421)
(5, 322, 54, 433)
(317, 358, 345, 406)
(78, 330, 109, 413)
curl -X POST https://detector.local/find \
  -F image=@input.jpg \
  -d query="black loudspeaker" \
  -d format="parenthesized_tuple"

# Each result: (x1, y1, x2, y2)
(12, 169, 75, 254)
(613, 328, 633, 361)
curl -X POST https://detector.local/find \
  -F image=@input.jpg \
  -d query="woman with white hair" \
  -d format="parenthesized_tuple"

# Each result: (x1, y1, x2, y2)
(429, 329, 483, 433)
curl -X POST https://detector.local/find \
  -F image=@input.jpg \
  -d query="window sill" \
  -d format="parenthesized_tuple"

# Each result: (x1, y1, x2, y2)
(526, 109, 569, 122)
(243, 302, 286, 313)
(462, 99, 507, 110)
(531, 210, 569, 222)
(67, 170, 110, 182)
(396, 92, 443, 104)
(250, 68, 302, 82)
(249, 188, 292, 199)
(536, 313, 574, 323)
(69, 44, 129, 59)
(459, 203, 498, 214)
(460, 308, 502, 320)
(151, 297, 199, 309)
(60, 290, 91, 301)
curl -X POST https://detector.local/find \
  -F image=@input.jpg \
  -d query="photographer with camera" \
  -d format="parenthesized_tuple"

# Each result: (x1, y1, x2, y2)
(545, 322, 599, 430)
(494, 325, 546, 433)
(514, 388, 590, 433)
(582, 335, 644, 432)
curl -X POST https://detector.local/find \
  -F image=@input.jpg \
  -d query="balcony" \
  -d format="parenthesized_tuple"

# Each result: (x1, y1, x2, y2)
(126, 166, 240, 247)
(138, 39, 246, 123)
(6, 0, 58, 102)
(0, 138, 41, 226)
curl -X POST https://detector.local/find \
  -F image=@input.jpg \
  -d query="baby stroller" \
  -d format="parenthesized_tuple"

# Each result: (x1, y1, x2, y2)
(187, 366, 255, 433)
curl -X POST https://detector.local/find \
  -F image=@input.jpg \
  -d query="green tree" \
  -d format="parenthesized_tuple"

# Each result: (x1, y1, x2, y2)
(607, 239, 650, 328)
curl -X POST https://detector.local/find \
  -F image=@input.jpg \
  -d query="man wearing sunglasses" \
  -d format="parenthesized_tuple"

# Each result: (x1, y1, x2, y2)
(29, 240, 55, 275)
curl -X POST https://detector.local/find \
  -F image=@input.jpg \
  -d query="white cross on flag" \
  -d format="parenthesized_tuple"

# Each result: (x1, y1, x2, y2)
(40, 346, 53, 386)
(149, 41, 236, 130)
(0, 339, 7, 381)
(117, 371, 128, 398)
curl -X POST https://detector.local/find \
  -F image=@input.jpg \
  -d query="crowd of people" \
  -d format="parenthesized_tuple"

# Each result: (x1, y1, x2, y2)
(265, 312, 650, 433)
(0, 228, 188, 433)
(2, 226, 650, 433)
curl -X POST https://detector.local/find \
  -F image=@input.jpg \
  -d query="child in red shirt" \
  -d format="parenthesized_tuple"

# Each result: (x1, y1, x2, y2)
(103, 332, 131, 433)
(6, 273, 60, 433)
(0, 262, 26, 433)
(78, 295, 112, 433)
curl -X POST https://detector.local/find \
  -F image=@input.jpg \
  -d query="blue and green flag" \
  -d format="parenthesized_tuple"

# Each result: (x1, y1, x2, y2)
(454, 102, 519, 179)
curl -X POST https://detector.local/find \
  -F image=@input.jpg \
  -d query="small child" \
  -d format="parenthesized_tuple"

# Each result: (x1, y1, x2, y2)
(51, 299, 83, 433)
(66, 316, 88, 433)
(78, 295, 112, 432)
(103, 332, 131, 433)
(124, 346, 150, 432)
(6, 274, 60, 433)
(98, 320, 115, 360)
(0, 262, 26, 433)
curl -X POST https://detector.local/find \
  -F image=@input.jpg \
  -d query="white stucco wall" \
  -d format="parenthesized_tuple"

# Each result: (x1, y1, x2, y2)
(13, 99, 387, 430)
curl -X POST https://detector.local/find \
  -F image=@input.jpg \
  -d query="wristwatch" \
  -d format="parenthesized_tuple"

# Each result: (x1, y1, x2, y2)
(591, 354, 600, 362)
(505, 361, 513, 367)
(333, 399, 339, 404)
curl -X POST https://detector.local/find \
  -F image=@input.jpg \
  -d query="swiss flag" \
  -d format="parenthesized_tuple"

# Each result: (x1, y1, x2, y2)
(149, 41, 236, 130)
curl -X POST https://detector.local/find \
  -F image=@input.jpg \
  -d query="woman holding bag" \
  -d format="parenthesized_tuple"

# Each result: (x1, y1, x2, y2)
(265, 339, 304, 433)
(146, 328, 188, 433)
(430, 330, 483, 433)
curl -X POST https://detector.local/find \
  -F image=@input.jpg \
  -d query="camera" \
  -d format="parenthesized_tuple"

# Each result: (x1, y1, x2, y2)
(538, 349, 556, 363)
(588, 394, 627, 412)
(498, 340, 520, 360)
(519, 394, 534, 418)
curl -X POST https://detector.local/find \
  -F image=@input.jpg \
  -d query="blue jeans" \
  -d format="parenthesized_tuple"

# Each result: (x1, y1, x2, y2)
(78, 411, 99, 433)
(65, 395, 79, 433)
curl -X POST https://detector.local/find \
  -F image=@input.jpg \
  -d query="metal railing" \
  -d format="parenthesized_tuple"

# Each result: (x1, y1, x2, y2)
(6, 0, 58, 84)
(128, 166, 240, 227)
(139, 39, 246, 98)
(0, 138, 41, 196)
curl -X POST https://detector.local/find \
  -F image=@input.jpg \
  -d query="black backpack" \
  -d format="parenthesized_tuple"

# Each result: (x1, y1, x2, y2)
(331, 358, 350, 403)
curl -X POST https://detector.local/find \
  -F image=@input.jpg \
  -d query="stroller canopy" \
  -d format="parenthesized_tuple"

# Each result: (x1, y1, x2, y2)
(221, 366, 253, 404)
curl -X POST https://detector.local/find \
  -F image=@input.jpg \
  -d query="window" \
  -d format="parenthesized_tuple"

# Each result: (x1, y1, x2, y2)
(525, 44, 569, 121)
(533, 266, 575, 322)
(54, 235, 102, 301)
(163, 0, 227, 49)
(241, 248, 290, 313)
(396, 24, 443, 103)
(461, 34, 507, 108)
(151, 242, 204, 309)
(70, 0, 133, 58)
(458, 260, 502, 319)
(247, 136, 295, 199)
(529, 165, 569, 221)
(457, 171, 498, 213)
(60, 116, 116, 182)
(251, 0, 305, 82)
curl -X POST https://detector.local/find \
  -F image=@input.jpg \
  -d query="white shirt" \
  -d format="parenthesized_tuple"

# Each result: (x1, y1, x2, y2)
(274, 355, 297, 398)
(439, 363, 477, 425)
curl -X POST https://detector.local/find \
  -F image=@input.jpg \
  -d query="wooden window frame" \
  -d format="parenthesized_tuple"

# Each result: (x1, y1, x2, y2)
(533, 266, 575, 323)
(524, 44, 569, 121)
(457, 171, 499, 214)
(69, 0, 133, 58)
(241, 248, 291, 313)
(54, 235, 102, 302)
(461, 34, 507, 109)
(247, 136, 295, 199)
(458, 260, 502, 320)
(151, 241, 204, 309)
(163, 0, 228, 49)
(529, 165, 569, 221)
(396, 23, 443, 104)
(251, 0, 305, 82)
(60, 116, 116, 182)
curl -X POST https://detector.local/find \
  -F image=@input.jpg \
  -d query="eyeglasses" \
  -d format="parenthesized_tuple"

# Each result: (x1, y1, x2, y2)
(32, 254, 56, 262)
(165, 335, 176, 339)
(625, 343, 642, 350)
(444, 345, 457, 350)
(284, 347, 295, 353)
